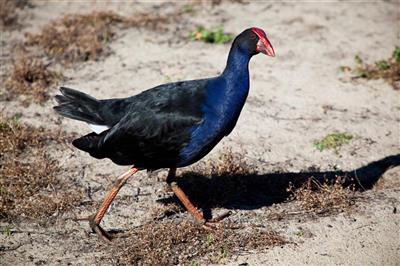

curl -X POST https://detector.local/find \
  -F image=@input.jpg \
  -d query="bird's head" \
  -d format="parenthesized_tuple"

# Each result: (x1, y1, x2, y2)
(233, 27, 275, 57)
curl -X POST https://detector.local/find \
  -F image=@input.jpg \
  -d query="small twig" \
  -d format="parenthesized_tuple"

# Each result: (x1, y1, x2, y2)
(353, 170, 366, 191)
(0, 242, 26, 252)
(10, 229, 64, 236)
(355, 221, 378, 230)
(264, 113, 322, 122)
(284, 210, 313, 215)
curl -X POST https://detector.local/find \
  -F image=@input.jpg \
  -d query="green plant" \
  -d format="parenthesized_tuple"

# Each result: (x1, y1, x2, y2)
(206, 233, 215, 245)
(191, 260, 201, 266)
(354, 54, 363, 65)
(392, 46, 400, 63)
(375, 60, 390, 70)
(183, 4, 194, 13)
(218, 246, 229, 261)
(342, 48, 400, 90)
(2, 226, 12, 236)
(163, 75, 172, 83)
(189, 26, 233, 44)
(294, 230, 304, 237)
(314, 132, 353, 152)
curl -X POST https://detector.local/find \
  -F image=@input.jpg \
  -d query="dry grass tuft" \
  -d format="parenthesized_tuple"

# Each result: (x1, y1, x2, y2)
(0, 0, 29, 29)
(287, 177, 354, 215)
(150, 150, 257, 220)
(25, 11, 177, 65)
(192, 148, 256, 177)
(4, 55, 63, 103)
(140, 150, 286, 264)
(0, 116, 82, 220)
(124, 12, 172, 31)
(25, 12, 125, 65)
(0, 115, 70, 154)
(341, 49, 400, 90)
(178, 149, 257, 208)
(150, 203, 183, 221)
(112, 220, 285, 265)
(5, 10, 180, 104)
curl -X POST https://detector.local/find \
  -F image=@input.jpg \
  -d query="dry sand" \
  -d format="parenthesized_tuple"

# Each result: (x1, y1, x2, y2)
(0, 1, 399, 265)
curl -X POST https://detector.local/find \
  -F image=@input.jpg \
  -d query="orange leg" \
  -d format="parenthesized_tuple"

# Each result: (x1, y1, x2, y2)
(166, 168, 231, 226)
(80, 167, 138, 242)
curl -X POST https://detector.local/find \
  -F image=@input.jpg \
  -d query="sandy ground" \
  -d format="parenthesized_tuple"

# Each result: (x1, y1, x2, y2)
(1, 1, 399, 265)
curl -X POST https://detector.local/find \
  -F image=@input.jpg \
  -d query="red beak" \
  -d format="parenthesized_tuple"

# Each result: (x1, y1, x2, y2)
(251, 27, 275, 57)
(257, 36, 275, 57)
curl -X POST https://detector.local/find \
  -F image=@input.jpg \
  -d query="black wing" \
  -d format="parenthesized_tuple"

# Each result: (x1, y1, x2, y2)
(72, 79, 208, 169)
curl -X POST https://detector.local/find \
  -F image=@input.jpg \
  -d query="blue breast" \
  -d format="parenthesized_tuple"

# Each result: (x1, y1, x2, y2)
(178, 48, 251, 166)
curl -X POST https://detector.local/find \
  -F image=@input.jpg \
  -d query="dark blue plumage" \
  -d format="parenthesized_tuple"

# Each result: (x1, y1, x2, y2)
(54, 27, 275, 170)
(179, 43, 252, 166)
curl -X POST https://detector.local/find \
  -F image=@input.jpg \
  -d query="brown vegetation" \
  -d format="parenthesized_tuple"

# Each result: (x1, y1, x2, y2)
(4, 10, 181, 104)
(135, 150, 284, 264)
(25, 11, 178, 65)
(190, 148, 256, 177)
(342, 49, 400, 90)
(0, 0, 29, 29)
(25, 12, 124, 65)
(112, 220, 285, 265)
(4, 55, 63, 103)
(287, 177, 355, 215)
(0, 116, 82, 221)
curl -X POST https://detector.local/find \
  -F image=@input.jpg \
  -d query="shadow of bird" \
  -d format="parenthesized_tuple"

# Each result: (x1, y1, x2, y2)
(158, 154, 400, 218)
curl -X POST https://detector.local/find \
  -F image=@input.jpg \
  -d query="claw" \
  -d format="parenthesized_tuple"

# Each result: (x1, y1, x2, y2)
(203, 221, 223, 230)
(202, 211, 234, 230)
(90, 222, 112, 243)
(73, 167, 138, 242)
(75, 215, 112, 243)
(88, 214, 112, 243)
(207, 211, 232, 223)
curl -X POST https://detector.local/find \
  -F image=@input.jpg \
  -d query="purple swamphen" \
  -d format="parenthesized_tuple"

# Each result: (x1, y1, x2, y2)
(54, 27, 274, 241)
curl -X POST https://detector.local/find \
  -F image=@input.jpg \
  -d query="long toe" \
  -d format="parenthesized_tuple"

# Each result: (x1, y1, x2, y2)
(92, 224, 112, 243)
(88, 215, 112, 243)
(202, 211, 232, 230)
(203, 211, 242, 230)
(207, 211, 232, 223)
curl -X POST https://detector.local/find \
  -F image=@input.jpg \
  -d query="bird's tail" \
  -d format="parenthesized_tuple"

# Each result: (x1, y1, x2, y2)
(72, 132, 106, 159)
(53, 87, 105, 125)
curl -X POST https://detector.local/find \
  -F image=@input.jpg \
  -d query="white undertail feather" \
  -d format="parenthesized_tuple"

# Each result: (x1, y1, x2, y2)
(88, 124, 109, 134)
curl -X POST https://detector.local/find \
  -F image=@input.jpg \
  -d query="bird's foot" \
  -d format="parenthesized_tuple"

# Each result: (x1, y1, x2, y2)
(74, 215, 112, 243)
(202, 211, 240, 230)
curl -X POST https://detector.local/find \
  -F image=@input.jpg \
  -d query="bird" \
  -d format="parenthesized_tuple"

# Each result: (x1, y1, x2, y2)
(54, 27, 274, 242)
